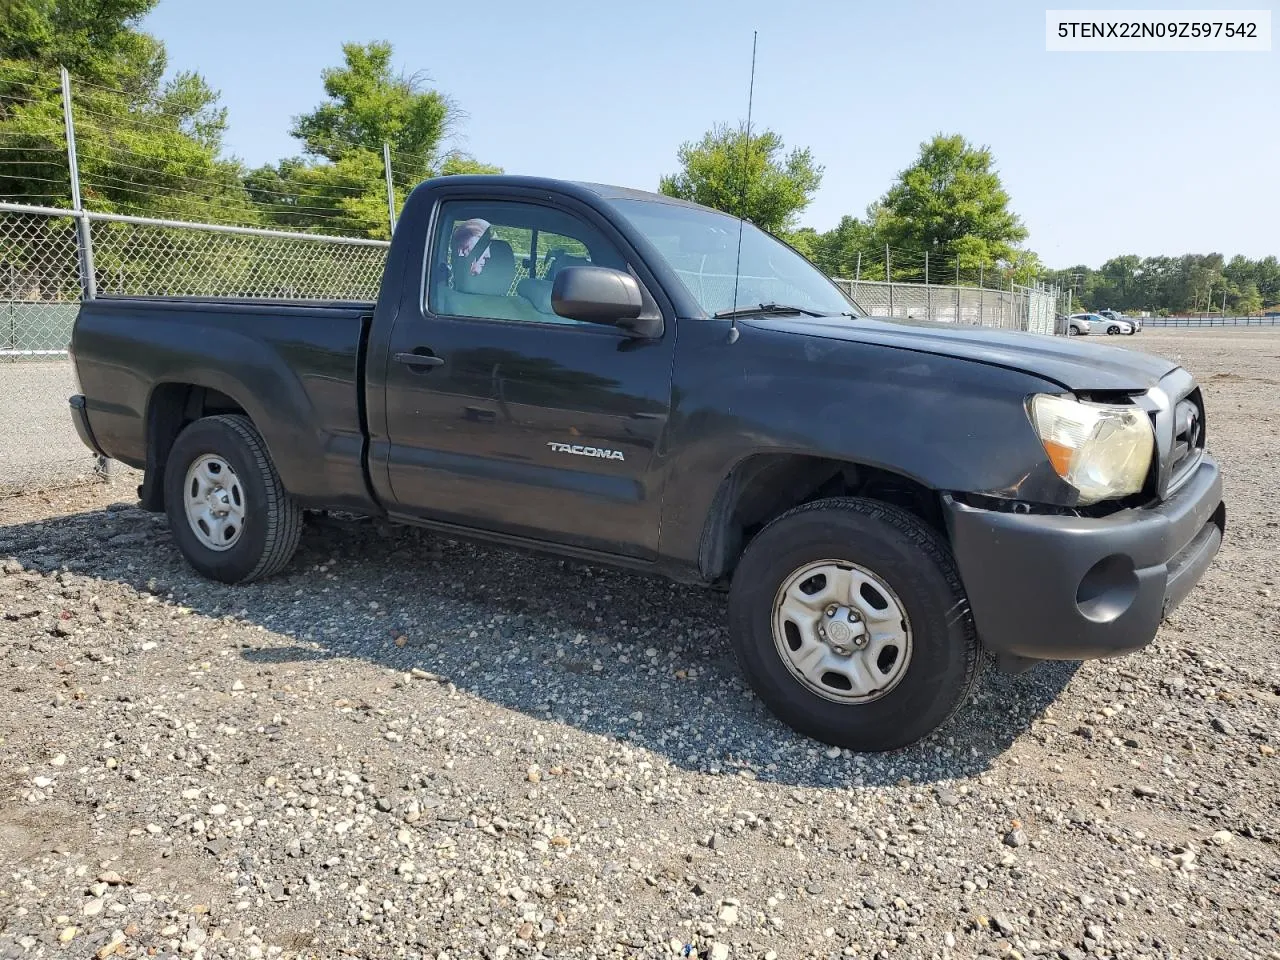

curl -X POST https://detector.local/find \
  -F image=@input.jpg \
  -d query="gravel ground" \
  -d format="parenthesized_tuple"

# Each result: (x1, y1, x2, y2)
(0, 361, 102, 494)
(1, 328, 1277, 960)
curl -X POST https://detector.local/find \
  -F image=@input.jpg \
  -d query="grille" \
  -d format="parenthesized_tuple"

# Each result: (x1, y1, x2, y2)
(1136, 370, 1205, 500)
(1170, 388, 1206, 484)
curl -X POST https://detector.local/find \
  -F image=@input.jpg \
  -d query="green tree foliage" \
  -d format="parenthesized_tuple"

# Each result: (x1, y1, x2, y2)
(873, 134, 1028, 270)
(1044, 251, 1277, 315)
(249, 42, 502, 239)
(1, 0, 249, 220)
(659, 124, 823, 234)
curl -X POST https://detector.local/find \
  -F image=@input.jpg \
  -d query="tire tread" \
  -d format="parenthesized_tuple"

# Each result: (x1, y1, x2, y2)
(196, 414, 302, 583)
(732, 496, 982, 749)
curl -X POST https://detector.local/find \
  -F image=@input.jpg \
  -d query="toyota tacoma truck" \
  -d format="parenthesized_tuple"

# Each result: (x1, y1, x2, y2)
(67, 175, 1226, 751)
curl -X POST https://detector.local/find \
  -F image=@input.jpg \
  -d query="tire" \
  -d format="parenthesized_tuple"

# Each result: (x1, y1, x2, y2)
(727, 497, 981, 751)
(163, 414, 303, 584)
(1107, 325, 1120, 335)
(1067, 326, 1079, 336)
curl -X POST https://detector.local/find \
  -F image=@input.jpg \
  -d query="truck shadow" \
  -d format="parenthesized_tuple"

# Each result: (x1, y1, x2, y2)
(3, 503, 1081, 790)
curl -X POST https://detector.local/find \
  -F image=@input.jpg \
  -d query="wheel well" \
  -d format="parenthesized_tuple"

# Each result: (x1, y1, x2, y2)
(698, 454, 945, 582)
(139, 383, 248, 511)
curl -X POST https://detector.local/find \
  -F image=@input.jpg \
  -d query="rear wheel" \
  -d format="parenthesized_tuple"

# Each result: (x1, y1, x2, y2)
(164, 414, 303, 583)
(1067, 326, 1079, 336)
(727, 497, 981, 751)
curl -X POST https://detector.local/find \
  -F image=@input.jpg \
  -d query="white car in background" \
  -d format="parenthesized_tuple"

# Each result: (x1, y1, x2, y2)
(1069, 312, 1133, 336)
(1098, 308, 1142, 332)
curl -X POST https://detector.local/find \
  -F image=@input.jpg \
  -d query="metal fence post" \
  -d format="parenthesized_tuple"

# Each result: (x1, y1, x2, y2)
(383, 143, 397, 236)
(886, 244, 892, 316)
(925, 251, 931, 321)
(854, 251, 861, 305)
(978, 264, 984, 326)
(60, 67, 95, 301)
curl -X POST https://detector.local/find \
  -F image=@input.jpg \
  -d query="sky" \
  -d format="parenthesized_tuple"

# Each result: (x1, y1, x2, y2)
(140, 0, 1278, 268)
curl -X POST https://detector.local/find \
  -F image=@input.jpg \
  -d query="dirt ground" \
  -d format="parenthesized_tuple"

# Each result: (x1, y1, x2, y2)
(1, 327, 1277, 960)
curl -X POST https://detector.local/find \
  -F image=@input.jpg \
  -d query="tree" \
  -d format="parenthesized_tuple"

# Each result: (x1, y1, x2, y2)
(873, 134, 1028, 270)
(1, 0, 254, 299)
(659, 124, 822, 234)
(251, 41, 502, 239)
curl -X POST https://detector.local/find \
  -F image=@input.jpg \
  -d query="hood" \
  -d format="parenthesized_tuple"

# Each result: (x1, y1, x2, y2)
(745, 314, 1179, 392)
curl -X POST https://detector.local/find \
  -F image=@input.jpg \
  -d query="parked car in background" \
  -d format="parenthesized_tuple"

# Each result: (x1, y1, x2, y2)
(1070, 313, 1132, 336)
(1099, 309, 1142, 332)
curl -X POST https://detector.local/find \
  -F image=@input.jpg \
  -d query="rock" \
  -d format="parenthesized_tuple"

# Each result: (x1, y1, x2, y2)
(717, 903, 738, 925)
(208, 803, 227, 816)
(83, 898, 104, 916)
(824, 746, 842, 759)
(710, 943, 730, 960)
(1211, 717, 1235, 736)
(1172, 850, 1196, 870)
(58, 927, 77, 943)
(1003, 829, 1026, 848)
(936, 789, 960, 807)
(1133, 785, 1159, 798)
(50, 754, 67, 767)
(991, 915, 1016, 935)
(1211, 830, 1234, 846)
(805, 882, 824, 895)
(862, 894, 884, 910)
(32, 776, 54, 788)
(98, 871, 129, 886)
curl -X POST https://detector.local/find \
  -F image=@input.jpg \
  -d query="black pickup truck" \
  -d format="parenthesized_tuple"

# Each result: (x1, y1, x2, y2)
(68, 175, 1225, 751)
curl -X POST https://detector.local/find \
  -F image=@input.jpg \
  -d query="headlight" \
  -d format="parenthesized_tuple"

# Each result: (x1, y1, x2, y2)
(1028, 394, 1154, 504)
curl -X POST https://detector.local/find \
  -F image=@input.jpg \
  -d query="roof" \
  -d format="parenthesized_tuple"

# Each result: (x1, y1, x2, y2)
(414, 174, 721, 214)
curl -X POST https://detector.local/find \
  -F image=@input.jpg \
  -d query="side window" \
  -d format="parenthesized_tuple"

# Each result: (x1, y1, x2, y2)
(427, 200, 627, 326)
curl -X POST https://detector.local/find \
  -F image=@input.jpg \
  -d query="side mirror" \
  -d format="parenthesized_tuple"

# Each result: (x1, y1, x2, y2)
(551, 265, 644, 326)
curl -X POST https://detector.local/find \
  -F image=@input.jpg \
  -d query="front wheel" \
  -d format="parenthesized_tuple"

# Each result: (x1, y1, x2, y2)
(164, 414, 303, 584)
(727, 497, 981, 751)
(1107, 325, 1120, 335)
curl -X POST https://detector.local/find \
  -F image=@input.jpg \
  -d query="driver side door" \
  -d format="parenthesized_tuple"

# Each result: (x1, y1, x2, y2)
(381, 194, 676, 560)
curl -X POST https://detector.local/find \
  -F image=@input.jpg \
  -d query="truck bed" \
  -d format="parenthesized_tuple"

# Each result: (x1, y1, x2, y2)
(72, 295, 379, 514)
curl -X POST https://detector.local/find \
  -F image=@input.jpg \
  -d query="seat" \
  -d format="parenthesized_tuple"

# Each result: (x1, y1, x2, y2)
(436, 238, 545, 323)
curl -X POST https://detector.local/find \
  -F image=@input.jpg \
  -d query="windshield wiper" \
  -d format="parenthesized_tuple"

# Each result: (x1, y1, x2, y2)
(713, 302, 825, 319)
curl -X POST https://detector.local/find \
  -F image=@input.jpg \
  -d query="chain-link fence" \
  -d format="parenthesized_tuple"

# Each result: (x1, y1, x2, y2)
(1, 205, 392, 358)
(1, 209, 81, 356)
(90, 216, 389, 301)
(836, 278, 1059, 333)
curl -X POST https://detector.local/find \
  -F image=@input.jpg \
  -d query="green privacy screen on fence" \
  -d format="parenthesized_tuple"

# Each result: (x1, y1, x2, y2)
(4, 301, 78, 356)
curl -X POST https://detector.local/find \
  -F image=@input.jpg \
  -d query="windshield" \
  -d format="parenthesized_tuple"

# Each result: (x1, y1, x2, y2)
(608, 198, 862, 318)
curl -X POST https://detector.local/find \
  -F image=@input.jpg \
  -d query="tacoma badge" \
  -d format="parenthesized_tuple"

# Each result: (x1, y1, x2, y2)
(547, 441, 625, 461)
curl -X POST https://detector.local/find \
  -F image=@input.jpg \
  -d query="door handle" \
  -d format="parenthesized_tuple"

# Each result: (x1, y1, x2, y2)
(394, 351, 445, 369)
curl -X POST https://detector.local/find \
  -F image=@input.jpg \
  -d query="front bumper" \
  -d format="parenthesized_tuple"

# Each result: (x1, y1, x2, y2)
(944, 455, 1225, 661)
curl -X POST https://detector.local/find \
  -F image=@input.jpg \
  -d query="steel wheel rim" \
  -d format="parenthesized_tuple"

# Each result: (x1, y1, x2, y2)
(183, 454, 245, 551)
(771, 559, 913, 705)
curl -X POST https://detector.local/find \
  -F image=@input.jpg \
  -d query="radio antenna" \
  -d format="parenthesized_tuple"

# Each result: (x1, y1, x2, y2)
(727, 30, 757, 345)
